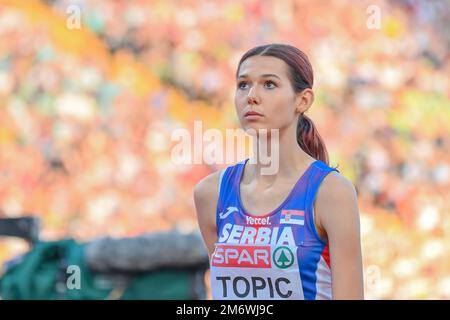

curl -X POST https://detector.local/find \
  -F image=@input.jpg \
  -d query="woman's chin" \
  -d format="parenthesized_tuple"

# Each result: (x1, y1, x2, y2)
(242, 123, 276, 136)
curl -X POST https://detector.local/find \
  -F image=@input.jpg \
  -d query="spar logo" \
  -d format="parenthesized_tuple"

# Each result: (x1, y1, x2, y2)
(273, 246, 294, 269)
(211, 245, 271, 268)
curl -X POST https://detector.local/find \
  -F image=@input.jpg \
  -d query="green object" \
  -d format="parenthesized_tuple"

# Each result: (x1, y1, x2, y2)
(0, 239, 207, 300)
(0, 239, 73, 299)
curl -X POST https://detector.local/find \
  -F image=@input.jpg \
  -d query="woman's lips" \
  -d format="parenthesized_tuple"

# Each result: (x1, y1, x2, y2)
(244, 111, 264, 119)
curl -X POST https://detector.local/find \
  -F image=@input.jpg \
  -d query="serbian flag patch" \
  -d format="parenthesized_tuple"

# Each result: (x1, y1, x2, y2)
(280, 210, 305, 225)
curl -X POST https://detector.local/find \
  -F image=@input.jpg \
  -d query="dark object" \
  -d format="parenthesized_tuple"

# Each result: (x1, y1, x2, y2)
(85, 228, 209, 273)
(0, 216, 41, 246)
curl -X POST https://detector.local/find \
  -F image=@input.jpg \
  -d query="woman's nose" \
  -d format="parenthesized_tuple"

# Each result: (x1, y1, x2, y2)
(247, 96, 258, 104)
(247, 89, 260, 104)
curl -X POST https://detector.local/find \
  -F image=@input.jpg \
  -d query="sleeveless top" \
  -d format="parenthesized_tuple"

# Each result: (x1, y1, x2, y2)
(209, 158, 340, 300)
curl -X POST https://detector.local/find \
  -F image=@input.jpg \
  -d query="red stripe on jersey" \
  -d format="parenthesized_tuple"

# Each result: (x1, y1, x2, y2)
(321, 244, 331, 269)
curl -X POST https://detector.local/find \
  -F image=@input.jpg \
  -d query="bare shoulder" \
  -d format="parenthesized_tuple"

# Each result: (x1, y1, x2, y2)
(193, 169, 223, 207)
(193, 169, 224, 255)
(317, 171, 358, 203)
(314, 171, 360, 237)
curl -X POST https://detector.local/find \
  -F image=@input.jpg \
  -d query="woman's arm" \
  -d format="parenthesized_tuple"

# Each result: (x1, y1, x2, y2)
(193, 170, 222, 257)
(315, 172, 364, 299)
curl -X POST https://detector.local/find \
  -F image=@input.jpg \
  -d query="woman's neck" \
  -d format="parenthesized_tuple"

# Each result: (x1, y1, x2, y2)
(247, 122, 315, 183)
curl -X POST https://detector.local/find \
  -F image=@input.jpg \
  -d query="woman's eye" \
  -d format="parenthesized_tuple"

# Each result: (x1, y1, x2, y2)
(238, 82, 248, 89)
(238, 81, 276, 90)
(265, 81, 276, 89)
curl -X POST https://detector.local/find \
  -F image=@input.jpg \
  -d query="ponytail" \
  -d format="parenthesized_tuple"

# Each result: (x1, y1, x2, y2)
(296, 113, 331, 166)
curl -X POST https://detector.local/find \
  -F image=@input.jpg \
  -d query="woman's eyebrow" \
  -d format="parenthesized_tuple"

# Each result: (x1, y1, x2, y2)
(237, 73, 281, 80)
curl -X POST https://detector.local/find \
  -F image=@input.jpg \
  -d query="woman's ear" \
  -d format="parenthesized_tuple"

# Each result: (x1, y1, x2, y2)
(295, 89, 314, 114)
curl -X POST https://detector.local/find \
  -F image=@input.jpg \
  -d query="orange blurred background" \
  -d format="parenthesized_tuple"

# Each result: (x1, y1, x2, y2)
(0, 0, 448, 299)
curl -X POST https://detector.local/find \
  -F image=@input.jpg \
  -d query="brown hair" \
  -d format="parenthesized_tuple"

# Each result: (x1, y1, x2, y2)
(236, 43, 335, 167)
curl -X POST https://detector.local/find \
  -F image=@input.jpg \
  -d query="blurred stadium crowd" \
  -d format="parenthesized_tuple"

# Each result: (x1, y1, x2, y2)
(0, 0, 449, 299)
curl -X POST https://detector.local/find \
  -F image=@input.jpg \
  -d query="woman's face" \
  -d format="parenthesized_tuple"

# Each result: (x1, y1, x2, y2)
(235, 55, 299, 133)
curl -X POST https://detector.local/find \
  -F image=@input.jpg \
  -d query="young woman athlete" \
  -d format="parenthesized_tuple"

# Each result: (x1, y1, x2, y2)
(194, 43, 364, 300)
